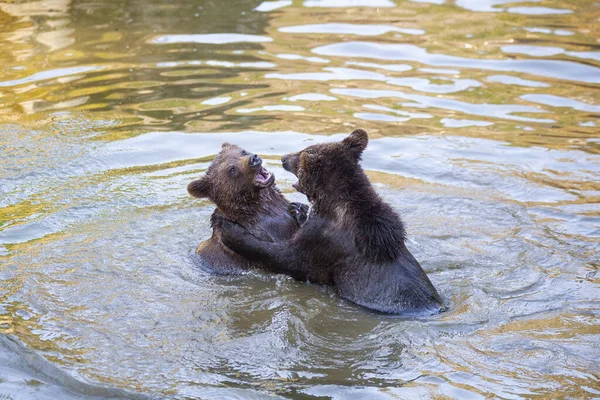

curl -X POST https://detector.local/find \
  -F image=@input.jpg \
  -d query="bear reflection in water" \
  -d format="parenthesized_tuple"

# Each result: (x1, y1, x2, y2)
(220, 130, 445, 315)
(187, 143, 307, 275)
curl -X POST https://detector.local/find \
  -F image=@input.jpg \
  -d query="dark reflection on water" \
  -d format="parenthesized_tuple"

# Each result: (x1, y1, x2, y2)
(1, 0, 599, 398)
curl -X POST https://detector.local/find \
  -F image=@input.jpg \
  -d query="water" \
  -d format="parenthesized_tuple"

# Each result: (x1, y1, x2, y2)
(0, 0, 598, 398)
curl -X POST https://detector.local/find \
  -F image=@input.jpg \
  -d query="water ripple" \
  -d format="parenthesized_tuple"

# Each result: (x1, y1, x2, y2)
(1, 0, 599, 398)
(331, 88, 556, 123)
(280, 23, 424, 36)
(0, 66, 103, 87)
(313, 42, 600, 84)
(151, 34, 273, 44)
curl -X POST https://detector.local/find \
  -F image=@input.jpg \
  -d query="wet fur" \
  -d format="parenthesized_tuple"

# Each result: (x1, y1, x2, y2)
(188, 143, 306, 274)
(222, 130, 444, 314)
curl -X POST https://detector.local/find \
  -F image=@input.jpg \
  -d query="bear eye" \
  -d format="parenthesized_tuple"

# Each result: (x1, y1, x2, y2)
(229, 166, 237, 175)
(241, 150, 248, 156)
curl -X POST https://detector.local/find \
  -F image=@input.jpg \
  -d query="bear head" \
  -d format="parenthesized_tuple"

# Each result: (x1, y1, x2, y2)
(187, 143, 275, 220)
(282, 129, 409, 263)
(280, 129, 368, 201)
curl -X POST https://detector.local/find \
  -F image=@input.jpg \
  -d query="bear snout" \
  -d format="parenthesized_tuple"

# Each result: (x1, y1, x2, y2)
(249, 154, 262, 168)
(281, 153, 299, 175)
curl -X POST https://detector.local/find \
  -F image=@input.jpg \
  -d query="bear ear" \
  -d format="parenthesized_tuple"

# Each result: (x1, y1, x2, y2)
(342, 129, 368, 155)
(221, 142, 231, 149)
(187, 176, 211, 199)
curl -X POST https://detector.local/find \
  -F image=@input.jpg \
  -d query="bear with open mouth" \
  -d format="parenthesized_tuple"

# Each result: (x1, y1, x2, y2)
(187, 142, 307, 274)
(221, 130, 444, 315)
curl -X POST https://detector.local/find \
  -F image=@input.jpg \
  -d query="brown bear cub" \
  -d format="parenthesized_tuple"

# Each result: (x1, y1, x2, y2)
(187, 143, 307, 274)
(221, 130, 444, 315)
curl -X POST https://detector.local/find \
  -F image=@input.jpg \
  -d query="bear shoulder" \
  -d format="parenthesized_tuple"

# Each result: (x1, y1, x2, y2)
(352, 200, 407, 263)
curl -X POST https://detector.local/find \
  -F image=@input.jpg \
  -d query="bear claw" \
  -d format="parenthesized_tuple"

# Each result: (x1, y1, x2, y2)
(289, 202, 309, 226)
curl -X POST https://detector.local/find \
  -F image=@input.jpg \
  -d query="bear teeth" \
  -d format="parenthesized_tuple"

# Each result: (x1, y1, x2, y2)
(255, 167, 272, 184)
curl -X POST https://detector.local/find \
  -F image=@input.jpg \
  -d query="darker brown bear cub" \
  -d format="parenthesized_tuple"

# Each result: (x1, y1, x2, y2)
(221, 129, 444, 315)
(187, 143, 306, 274)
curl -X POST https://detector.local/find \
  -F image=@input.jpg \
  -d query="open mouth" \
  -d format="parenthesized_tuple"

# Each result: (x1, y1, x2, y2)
(254, 167, 274, 188)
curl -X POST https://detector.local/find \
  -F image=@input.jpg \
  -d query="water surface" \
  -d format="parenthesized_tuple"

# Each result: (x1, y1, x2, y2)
(0, 0, 599, 398)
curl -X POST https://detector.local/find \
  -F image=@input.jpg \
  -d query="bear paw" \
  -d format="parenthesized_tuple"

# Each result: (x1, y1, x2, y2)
(221, 219, 269, 262)
(289, 202, 309, 226)
(221, 220, 250, 249)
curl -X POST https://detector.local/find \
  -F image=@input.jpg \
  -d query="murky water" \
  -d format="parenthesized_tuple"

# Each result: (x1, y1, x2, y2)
(1, 0, 599, 398)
